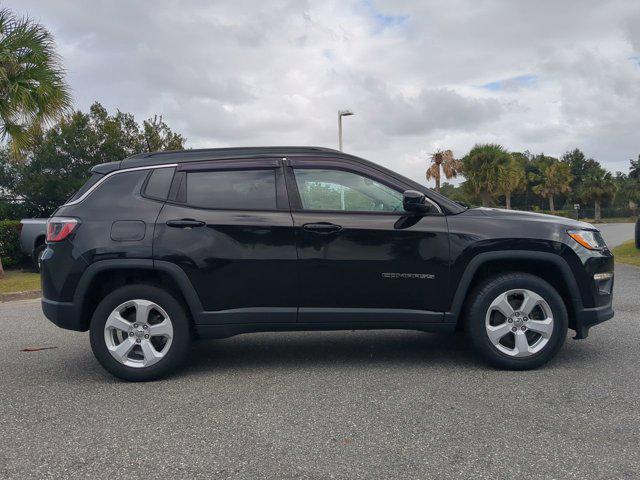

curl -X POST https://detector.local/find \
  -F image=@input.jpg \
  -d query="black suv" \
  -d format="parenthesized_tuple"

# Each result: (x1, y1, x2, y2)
(41, 147, 614, 381)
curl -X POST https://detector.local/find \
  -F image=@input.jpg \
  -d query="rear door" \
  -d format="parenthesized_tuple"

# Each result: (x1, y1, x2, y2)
(285, 157, 449, 323)
(153, 158, 298, 323)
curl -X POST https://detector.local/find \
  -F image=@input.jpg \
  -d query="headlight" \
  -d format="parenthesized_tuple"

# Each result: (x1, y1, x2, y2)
(567, 229, 607, 251)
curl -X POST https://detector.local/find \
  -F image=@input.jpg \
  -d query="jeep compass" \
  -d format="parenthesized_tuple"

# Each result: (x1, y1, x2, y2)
(40, 147, 614, 381)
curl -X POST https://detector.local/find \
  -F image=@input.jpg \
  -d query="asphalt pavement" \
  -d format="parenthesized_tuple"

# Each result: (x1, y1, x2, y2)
(0, 224, 638, 479)
(596, 222, 636, 248)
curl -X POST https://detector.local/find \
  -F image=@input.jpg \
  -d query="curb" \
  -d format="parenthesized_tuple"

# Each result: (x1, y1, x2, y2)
(0, 290, 42, 303)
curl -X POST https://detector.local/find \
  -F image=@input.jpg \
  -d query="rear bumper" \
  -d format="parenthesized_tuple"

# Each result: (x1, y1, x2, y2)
(572, 299, 614, 339)
(42, 298, 86, 332)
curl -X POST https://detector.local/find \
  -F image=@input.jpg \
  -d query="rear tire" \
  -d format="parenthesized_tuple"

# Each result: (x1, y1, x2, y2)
(33, 244, 46, 272)
(89, 284, 192, 381)
(464, 272, 568, 370)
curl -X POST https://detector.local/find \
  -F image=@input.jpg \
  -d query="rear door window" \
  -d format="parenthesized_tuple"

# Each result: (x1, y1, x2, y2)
(184, 169, 277, 210)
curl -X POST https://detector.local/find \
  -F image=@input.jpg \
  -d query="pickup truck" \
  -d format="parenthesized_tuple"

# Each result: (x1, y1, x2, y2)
(20, 218, 47, 271)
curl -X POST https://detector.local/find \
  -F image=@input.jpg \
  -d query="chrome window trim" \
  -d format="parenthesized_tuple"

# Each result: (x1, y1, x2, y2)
(63, 164, 178, 206)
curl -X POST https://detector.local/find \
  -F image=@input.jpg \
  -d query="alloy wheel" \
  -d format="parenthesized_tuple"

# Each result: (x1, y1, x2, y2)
(103, 299, 174, 368)
(484, 289, 554, 358)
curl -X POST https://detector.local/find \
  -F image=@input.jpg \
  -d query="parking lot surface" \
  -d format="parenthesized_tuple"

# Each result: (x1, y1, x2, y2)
(1, 241, 638, 479)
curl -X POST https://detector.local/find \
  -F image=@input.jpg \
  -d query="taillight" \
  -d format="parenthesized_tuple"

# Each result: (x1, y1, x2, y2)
(46, 217, 79, 242)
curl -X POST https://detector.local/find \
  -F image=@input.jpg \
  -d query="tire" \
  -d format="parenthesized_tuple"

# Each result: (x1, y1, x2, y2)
(33, 244, 46, 272)
(464, 272, 568, 370)
(89, 284, 192, 381)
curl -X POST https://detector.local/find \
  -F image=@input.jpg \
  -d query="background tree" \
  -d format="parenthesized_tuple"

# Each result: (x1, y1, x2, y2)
(561, 148, 599, 203)
(426, 149, 461, 192)
(578, 166, 617, 221)
(496, 156, 526, 209)
(0, 8, 72, 156)
(612, 172, 639, 214)
(528, 156, 573, 211)
(143, 115, 185, 152)
(461, 144, 511, 206)
(630, 154, 640, 180)
(0, 102, 186, 217)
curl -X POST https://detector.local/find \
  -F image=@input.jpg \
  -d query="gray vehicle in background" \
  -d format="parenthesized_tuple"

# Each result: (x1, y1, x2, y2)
(20, 218, 47, 271)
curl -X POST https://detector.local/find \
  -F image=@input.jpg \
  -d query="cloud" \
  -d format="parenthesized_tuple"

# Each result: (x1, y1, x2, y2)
(8, 0, 640, 184)
(482, 75, 538, 92)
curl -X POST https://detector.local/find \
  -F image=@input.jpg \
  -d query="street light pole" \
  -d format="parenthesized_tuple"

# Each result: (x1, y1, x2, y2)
(338, 109, 354, 151)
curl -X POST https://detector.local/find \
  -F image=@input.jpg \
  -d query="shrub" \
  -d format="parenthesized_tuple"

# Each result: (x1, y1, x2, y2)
(0, 220, 27, 269)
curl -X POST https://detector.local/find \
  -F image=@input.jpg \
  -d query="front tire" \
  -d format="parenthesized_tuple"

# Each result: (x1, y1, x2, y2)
(89, 284, 192, 381)
(464, 273, 568, 370)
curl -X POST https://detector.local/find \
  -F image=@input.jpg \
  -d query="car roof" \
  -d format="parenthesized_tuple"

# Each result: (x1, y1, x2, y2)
(121, 146, 354, 169)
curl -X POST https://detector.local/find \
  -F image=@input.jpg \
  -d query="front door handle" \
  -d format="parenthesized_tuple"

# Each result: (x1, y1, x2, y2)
(166, 219, 206, 229)
(302, 222, 342, 234)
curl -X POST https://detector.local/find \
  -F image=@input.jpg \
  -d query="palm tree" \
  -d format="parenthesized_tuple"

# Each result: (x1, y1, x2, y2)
(529, 159, 573, 212)
(0, 8, 72, 157)
(426, 149, 462, 192)
(461, 144, 511, 206)
(496, 157, 526, 209)
(579, 167, 617, 222)
(0, 9, 71, 275)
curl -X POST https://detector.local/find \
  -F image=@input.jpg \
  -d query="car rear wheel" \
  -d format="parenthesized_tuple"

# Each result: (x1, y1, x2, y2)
(465, 272, 568, 370)
(89, 284, 192, 381)
(33, 243, 46, 272)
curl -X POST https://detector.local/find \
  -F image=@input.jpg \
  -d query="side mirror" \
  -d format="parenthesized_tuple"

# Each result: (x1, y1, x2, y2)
(403, 190, 434, 214)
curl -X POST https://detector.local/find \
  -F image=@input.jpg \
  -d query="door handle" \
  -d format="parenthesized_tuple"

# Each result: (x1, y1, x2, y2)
(302, 222, 342, 234)
(166, 219, 206, 228)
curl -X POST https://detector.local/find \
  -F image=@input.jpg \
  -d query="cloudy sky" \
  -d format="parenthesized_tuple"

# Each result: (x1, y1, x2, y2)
(10, 0, 640, 184)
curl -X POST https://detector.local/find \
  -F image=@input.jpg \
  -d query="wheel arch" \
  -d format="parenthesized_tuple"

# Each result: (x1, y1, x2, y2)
(446, 251, 583, 332)
(74, 259, 203, 330)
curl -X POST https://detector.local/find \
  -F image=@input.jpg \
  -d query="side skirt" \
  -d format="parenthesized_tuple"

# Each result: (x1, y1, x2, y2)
(195, 321, 456, 339)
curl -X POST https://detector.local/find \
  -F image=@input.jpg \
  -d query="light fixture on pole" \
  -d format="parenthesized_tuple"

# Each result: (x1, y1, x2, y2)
(338, 109, 354, 151)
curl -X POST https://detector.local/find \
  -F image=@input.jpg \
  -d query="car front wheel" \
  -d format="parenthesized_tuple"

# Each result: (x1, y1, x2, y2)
(465, 272, 568, 370)
(89, 284, 192, 381)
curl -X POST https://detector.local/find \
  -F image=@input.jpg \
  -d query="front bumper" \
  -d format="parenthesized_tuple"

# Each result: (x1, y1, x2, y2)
(572, 298, 614, 339)
(42, 298, 87, 331)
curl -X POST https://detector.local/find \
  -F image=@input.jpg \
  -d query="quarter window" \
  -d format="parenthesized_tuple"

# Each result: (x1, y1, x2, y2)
(294, 169, 403, 212)
(144, 167, 175, 200)
(184, 169, 277, 210)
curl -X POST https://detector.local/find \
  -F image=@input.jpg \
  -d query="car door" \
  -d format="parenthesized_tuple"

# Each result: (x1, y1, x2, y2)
(153, 158, 298, 324)
(285, 157, 449, 323)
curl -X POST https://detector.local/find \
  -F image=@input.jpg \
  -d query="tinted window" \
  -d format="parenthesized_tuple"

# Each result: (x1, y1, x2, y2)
(294, 169, 403, 212)
(66, 173, 103, 203)
(144, 167, 175, 200)
(185, 169, 277, 210)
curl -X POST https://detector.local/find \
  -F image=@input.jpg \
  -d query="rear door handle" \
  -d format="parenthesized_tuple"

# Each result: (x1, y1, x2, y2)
(166, 219, 206, 229)
(302, 222, 342, 234)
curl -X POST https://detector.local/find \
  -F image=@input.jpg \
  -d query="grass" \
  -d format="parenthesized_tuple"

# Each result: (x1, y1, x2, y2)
(612, 240, 640, 267)
(0, 270, 41, 294)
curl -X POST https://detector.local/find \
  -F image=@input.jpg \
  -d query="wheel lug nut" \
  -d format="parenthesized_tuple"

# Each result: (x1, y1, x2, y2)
(129, 332, 134, 336)
(144, 334, 149, 339)
(521, 326, 527, 331)
(136, 338, 141, 343)
(511, 327, 517, 332)
(143, 324, 148, 329)
(507, 318, 513, 323)
(133, 324, 138, 328)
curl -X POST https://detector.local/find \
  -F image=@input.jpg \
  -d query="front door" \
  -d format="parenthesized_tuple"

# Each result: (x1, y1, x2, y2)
(285, 159, 449, 323)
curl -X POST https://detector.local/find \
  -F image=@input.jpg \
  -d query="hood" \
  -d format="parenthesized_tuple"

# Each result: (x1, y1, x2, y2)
(469, 207, 596, 230)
